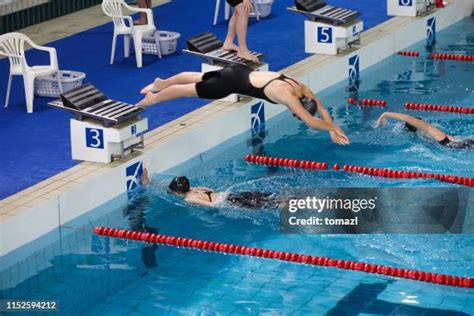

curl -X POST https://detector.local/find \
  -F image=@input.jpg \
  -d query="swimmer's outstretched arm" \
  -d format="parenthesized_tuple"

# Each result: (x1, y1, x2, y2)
(376, 112, 446, 141)
(284, 93, 350, 145)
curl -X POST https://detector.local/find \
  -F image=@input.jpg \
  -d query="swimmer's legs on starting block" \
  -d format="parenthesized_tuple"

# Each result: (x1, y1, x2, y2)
(141, 72, 203, 94)
(138, 72, 203, 106)
(223, 1, 258, 62)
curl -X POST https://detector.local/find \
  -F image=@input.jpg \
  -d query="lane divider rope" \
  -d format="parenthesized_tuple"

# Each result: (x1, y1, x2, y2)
(244, 155, 474, 187)
(430, 53, 473, 62)
(397, 51, 420, 57)
(347, 98, 387, 107)
(244, 154, 329, 170)
(405, 102, 474, 114)
(343, 164, 474, 187)
(94, 227, 474, 288)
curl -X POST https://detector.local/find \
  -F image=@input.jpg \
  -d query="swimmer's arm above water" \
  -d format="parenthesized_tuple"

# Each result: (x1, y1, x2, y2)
(376, 112, 446, 141)
(300, 85, 351, 145)
(284, 93, 350, 145)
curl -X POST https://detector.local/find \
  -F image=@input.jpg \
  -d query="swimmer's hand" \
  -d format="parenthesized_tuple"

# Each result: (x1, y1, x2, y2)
(242, 0, 252, 14)
(140, 168, 150, 186)
(136, 91, 156, 107)
(329, 126, 350, 145)
(375, 112, 391, 128)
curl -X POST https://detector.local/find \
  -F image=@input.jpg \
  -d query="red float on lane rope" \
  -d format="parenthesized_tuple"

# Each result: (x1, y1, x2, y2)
(347, 98, 387, 107)
(244, 154, 329, 170)
(94, 226, 474, 289)
(245, 155, 474, 187)
(405, 102, 474, 114)
(397, 51, 420, 57)
(343, 164, 474, 187)
(430, 53, 474, 62)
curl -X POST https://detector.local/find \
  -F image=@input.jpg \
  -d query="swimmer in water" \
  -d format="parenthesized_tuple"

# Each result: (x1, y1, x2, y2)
(168, 176, 284, 209)
(376, 112, 474, 149)
(137, 64, 350, 145)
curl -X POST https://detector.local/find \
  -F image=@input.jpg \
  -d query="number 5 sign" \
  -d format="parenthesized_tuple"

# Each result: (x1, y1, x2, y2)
(86, 128, 104, 149)
(317, 27, 333, 44)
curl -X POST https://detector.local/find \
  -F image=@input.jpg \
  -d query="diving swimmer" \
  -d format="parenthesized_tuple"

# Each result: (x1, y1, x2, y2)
(168, 176, 283, 209)
(137, 64, 350, 145)
(376, 112, 474, 149)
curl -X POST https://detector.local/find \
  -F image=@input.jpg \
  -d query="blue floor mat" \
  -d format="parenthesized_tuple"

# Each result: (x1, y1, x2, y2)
(0, 0, 389, 199)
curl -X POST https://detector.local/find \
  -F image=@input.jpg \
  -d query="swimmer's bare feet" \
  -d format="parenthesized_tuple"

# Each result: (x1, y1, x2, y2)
(141, 78, 165, 94)
(134, 13, 148, 25)
(237, 50, 259, 63)
(223, 42, 239, 52)
(133, 19, 147, 26)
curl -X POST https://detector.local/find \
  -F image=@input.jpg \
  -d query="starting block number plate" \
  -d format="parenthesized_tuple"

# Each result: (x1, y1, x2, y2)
(399, 0, 413, 5)
(86, 128, 104, 149)
(317, 27, 333, 43)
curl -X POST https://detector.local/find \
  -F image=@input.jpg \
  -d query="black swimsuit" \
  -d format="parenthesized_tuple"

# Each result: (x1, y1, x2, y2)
(195, 64, 299, 104)
(226, 0, 243, 7)
(438, 136, 474, 149)
(203, 190, 214, 202)
(226, 192, 282, 209)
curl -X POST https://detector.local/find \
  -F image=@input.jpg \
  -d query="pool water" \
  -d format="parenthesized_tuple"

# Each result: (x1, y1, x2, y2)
(2, 18, 474, 315)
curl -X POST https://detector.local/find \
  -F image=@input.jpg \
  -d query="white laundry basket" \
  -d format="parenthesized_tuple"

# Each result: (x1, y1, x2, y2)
(253, 0, 274, 18)
(34, 70, 86, 98)
(142, 31, 181, 56)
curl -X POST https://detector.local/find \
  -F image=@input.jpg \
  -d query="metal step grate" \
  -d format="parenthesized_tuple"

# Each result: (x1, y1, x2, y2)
(184, 32, 264, 67)
(48, 83, 144, 127)
(292, 0, 361, 26)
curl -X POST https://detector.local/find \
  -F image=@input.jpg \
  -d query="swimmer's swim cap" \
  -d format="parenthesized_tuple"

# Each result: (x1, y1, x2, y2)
(168, 176, 190, 194)
(405, 117, 422, 133)
(294, 97, 318, 120)
(301, 97, 317, 116)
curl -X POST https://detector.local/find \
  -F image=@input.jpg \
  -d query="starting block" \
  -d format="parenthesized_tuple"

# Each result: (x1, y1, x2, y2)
(184, 32, 269, 102)
(288, 0, 363, 55)
(387, 0, 436, 17)
(48, 84, 148, 163)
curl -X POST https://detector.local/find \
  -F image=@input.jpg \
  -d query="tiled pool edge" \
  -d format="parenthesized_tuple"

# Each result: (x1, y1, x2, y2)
(1, 0, 472, 265)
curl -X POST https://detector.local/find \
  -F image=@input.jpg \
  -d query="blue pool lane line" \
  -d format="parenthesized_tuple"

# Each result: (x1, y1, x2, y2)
(0, 0, 389, 199)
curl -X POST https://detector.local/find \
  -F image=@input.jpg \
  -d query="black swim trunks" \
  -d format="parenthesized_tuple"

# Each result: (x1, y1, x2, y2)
(226, 0, 243, 7)
(439, 136, 474, 149)
(226, 192, 282, 209)
(195, 64, 299, 104)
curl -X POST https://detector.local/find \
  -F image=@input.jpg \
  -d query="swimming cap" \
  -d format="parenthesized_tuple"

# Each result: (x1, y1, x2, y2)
(294, 97, 318, 120)
(301, 97, 317, 116)
(168, 176, 190, 194)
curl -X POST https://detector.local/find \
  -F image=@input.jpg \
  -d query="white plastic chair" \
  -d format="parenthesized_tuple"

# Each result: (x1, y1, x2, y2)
(102, 0, 157, 68)
(0, 32, 62, 113)
(213, 0, 260, 26)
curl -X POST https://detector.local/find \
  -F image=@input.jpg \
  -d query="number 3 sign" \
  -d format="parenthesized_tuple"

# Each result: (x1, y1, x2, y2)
(86, 128, 104, 149)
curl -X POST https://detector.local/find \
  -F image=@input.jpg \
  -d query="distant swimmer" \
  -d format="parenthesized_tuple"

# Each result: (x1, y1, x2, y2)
(167, 176, 284, 209)
(376, 112, 474, 149)
(138, 64, 350, 145)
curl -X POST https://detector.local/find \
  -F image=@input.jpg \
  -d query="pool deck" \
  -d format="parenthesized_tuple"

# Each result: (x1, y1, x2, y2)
(0, 13, 430, 222)
(0, 0, 472, 234)
(0, 0, 391, 201)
